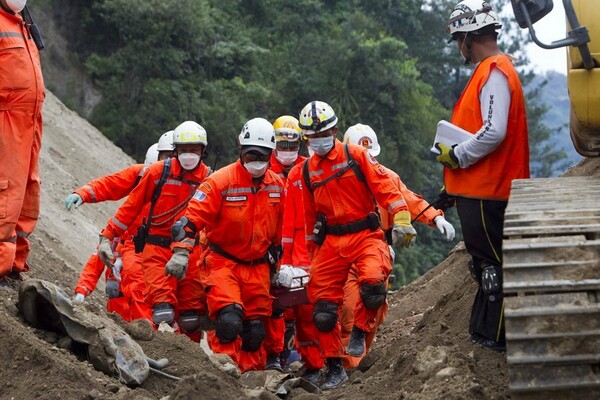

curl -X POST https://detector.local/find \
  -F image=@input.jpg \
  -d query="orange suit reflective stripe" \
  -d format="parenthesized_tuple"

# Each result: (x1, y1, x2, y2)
(281, 163, 310, 266)
(445, 54, 529, 200)
(0, 9, 45, 275)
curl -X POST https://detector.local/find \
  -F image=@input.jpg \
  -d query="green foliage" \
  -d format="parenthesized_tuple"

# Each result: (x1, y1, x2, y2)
(72, 0, 563, 284)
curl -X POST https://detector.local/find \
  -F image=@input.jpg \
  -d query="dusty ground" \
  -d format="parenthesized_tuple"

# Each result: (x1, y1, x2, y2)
(2, 92, 597, 399)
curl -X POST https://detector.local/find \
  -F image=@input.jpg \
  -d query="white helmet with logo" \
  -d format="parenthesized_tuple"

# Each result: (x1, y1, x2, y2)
(239, 118, 276, 155)
(144, 143, 159, 166)
(173, 121, 208, 146)
(447, 0, 501, 38)
(157, 130, 175, 151)
(298, 101, 338, 136)
(343, 124, 381, 157)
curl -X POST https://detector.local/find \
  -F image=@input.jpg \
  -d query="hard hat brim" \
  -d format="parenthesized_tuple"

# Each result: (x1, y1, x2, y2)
(241, 145, 273, 156)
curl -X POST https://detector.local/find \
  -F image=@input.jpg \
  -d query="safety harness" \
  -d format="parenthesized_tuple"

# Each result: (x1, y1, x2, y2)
(302, 144, 380, 237)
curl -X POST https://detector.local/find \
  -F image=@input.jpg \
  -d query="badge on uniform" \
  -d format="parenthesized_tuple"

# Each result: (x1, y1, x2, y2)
(193, 190, 207, 201)
(226, 196, 247, 202)
(269, 193, 281, 198)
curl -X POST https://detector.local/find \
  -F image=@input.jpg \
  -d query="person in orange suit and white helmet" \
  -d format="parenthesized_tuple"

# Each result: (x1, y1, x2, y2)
(340, 123, 455, 368)
(168, 118, 285, 372)
(98, 122, 210, 342)
(299, 100, 417, 390)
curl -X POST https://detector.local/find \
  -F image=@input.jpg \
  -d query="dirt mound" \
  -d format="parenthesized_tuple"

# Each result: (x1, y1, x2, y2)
(3, 92, 600, 399)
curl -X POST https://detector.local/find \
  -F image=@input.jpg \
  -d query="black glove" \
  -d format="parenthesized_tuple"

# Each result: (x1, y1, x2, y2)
(432, 189, 456, 212)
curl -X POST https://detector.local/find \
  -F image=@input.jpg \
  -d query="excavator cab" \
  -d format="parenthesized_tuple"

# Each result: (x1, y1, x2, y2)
(512, 0, 599, 156)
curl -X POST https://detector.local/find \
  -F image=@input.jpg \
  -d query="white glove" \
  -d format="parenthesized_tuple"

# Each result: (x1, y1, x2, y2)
(434, 216, 455, 241)
(277, 265, 309, 288)
(112, 257, 123, 282)
(388, 245, 396, 263)
(98, 235, 115, 263)
(164, 247, 190, 280)
(73, 293, 85, 304)
(64, 193, 83, 211)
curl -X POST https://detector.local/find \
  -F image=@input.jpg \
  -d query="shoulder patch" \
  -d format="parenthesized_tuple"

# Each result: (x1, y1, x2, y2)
(368, 153, 379, 165)
(193, 190, 207, 201)
(376, 165, 388, 176)
(202, 182, 213, 193)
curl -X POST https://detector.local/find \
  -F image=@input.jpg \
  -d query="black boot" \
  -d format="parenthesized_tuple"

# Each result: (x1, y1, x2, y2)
(346, 326, 366, 356)
(320, 358, 348, 390)
(302, 368, 322, 385)
(265, 354, 283, 372)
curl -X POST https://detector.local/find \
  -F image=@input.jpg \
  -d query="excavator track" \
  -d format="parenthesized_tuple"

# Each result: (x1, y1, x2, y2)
(503, 176, 600, 399)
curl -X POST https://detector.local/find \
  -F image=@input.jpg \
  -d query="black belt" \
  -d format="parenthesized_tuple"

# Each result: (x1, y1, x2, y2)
(209, 243, 268, 266)
(327, 213, 380, 236)
(146, 234, 200, 248)
(146, 235, 171, 248)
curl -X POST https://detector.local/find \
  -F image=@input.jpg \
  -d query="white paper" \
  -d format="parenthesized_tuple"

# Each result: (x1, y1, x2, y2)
(431, 120, 474, 155)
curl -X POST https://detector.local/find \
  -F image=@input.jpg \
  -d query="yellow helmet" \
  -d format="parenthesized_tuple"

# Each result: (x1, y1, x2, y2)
(273, 115, 302, 143)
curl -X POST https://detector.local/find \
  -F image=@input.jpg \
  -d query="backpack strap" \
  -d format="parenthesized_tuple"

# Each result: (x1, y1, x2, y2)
(302, 144, 366, 193)
(146, 158, 172, 227)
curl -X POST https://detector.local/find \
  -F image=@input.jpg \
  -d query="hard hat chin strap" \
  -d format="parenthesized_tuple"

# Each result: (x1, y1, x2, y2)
(462, 33, 473, 65)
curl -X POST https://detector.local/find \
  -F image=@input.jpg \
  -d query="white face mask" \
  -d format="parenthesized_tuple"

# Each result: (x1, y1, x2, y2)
(244, 161, 269, 178)
(308, 136, 334, 156)
(178, 153, 200, 170)
(5, 0, 26, 12)
(275, 151, 298, 166)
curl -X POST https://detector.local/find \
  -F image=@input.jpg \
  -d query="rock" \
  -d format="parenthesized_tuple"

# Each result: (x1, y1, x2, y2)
(44, 331, 59, 344)
(57, 335, 73, 350)
(243, 388, 279, 399)
(157, 321, 175, 333)
(125, 319, 153, 341)
(436, 367, 457, 377)
(415, 346, 449, 375)
(209, 353, 241, 378)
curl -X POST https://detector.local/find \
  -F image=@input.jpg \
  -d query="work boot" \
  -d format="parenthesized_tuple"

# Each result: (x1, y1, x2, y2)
(302, 368, 322, 385)
(346, 326, 366, 356)
(479, 339, 506, 353)
(265, 354, 283, 372)
(320, 358, 348, 391)
(0, 271, 23, 290)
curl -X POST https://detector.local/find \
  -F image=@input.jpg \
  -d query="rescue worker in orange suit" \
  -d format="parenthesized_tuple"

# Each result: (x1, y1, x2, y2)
(276, 161, 325, 383)
(70, 136, 175, 321)
(168, 118, 284, 372)
(299, 100, 417, 390)
(0, 0, 45, 288)
(341, 124, 456, 368)
(98, 122, 211, 342)
(263, 115, 307, 371)
(435, 0, 529, 352)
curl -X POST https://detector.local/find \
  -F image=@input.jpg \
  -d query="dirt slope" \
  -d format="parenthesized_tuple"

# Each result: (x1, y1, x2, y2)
(2, 92, 598, 399)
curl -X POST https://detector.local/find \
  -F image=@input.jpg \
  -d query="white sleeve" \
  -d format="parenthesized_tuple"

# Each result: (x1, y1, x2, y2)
(453, 67, 511, 168)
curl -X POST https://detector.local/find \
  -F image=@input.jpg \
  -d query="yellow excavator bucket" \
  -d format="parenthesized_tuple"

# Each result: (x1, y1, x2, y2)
(568, 0, 600, 156)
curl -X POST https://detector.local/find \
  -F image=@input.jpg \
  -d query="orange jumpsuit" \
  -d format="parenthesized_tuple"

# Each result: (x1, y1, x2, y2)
(74, 252, 130, 320)
(102, 159, 209, 339)
(303, 140, 408, 359)
(340, 166, 443, 368)
(262, 154, 306, 360)
(280, 163, 323, 370)
(72, 164, 151, 321)
(176, 160, 284, 372)
(0, 9, 45, 278)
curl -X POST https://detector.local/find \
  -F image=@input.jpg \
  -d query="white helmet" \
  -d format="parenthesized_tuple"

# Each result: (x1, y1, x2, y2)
(343, 124, 381, 157)
(447, 0, 501, 37)
(157, 130, 175, 152)
(144, 143, 159, 166)
(298, 101, 338, 136)
(173, 121, 208, 146)
(239, 118, 276, 155)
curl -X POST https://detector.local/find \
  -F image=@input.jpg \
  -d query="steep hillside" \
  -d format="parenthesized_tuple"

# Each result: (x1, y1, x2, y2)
(2, 92, 599, 399)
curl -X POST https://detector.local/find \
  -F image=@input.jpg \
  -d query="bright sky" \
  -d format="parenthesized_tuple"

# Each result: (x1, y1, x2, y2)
(521, 2, 568, 74)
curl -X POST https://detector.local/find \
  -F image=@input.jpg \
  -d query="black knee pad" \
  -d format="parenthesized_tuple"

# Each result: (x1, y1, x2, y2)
(481, 263, 503, 302)
(178, 310, 201, 334)
(152, 302, 175, 325)
(240, 319, 265, 352)
(216, 304, 243, 344)
(313, 301, 338, 332)
(360, 282, 387, 309)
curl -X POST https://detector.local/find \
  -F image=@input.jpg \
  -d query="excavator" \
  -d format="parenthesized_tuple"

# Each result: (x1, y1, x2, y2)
(502, 0, 600, 398)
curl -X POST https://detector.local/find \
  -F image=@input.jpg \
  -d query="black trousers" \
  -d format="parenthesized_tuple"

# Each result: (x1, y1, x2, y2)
(456, 196, 507, 343)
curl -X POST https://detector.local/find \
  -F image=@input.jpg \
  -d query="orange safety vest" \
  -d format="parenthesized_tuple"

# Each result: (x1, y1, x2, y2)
(445, 54, 529, 200)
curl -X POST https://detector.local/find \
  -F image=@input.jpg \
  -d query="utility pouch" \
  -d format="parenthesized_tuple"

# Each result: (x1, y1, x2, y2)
(313, 214, 327, 245)
(134, 222, 148, 254)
